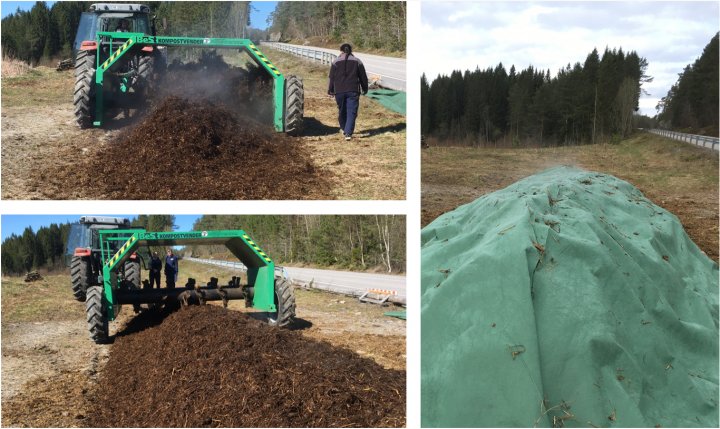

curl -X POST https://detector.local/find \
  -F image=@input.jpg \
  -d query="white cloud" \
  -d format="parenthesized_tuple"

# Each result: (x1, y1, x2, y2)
(421, 1, 719, 116)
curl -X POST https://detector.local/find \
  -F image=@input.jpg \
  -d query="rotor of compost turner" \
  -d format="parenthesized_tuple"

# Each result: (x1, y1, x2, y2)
(75, 31, 303, 135)
(85, 229, 296, 344)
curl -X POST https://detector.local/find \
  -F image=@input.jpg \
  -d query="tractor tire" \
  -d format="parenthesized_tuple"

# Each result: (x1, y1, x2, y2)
(70, 255, 92, 302)
(86, 286, 109, 344)
(124, 260, 142, 313)
(73, 50, 96, 128)
(284, 75, 304, 136)
(267, 277, 296, 327)
(124, 259, 141, 290)
(136, 54, 155, 90)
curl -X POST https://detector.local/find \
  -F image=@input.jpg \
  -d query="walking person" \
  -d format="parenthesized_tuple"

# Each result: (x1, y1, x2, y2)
(148, 251, 162, 289)
(164, 248, 179, 289)
(328, 43, 369, 140)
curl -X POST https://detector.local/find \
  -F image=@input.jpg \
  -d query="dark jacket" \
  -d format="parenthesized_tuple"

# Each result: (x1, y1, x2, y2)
(149, 256, 162, 272)
(328, 53, 369, 95)
(165, 255, 178, 274)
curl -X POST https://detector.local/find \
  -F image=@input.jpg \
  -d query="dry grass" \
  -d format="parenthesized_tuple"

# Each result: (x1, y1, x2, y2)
(422, 133, 719, 260)
(1, 56, 33, 78)
(1, 274, 85, 323)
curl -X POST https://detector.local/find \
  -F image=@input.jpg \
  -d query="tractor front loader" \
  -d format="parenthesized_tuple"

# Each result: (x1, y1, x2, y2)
(72, 3, 303, 135)
(84, 229, 296, 344)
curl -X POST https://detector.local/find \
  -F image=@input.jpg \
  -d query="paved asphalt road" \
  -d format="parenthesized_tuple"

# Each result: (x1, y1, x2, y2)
(272, 42, 406, 91)
(185, 257, 407, 303)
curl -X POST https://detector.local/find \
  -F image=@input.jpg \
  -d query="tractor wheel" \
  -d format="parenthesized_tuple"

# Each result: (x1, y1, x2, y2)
(86, 286, 109, 344)
(124, 260, 142, 313)
(136, 54, 155, 91)
(284, 75, 304, 136)
(73, 50, 96, 128)
(267, 277, 296, 327)
(124, 259, 141, 290)
(70, 255, 92, 302)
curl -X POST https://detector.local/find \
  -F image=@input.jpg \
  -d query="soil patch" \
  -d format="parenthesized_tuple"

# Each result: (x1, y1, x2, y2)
(88, 305, 405, 427)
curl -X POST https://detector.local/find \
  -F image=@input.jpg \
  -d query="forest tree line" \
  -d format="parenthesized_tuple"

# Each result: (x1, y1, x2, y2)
(0, 1, 258, 64)
(187, 215, 406, 273)
(656, 33, 719, 136)
(421, 47, 651, 146)
(2, 215, 405, 276)
(269, 2, 405, 52)
(1, 222, 72, 275)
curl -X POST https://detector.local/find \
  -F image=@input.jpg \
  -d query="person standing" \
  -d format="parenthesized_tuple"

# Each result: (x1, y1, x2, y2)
(148, 251, 162, 289)
(164, 248, 179, 289)
(328, 43, 369, 140)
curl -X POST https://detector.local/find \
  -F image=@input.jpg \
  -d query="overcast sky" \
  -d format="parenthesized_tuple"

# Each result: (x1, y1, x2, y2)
(421, 1, 719, 116)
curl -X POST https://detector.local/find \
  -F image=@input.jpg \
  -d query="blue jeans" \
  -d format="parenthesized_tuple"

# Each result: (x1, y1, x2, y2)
(335, 91, 360, 136)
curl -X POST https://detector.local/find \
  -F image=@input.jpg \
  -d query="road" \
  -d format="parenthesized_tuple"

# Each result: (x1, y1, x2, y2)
(185, 257, 407, 304)
(265, 42, 406, 91)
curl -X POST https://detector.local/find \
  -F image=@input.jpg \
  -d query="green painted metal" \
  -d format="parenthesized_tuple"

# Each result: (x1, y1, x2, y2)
(99, 229, 276, 321)
(92, 31, 285, 131)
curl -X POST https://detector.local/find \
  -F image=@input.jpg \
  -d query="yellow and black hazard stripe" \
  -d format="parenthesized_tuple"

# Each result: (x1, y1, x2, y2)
(242, 234, 273, 263)
(248, 44, 281, 76)
(106, 235, 137, 267)
(101, 38, 135, 70)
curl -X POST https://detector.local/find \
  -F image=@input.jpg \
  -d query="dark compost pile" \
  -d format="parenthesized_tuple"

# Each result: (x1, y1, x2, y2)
(87, 305, 406, 428)
(98, 96, 330, 199)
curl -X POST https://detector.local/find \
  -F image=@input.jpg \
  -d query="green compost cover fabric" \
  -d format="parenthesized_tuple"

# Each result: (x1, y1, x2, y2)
(384, 310, 407, 320)
(421, 166, 719, 428)
(365, 89, 406, 115)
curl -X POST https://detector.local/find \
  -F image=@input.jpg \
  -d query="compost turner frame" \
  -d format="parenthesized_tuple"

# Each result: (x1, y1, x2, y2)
(91, 32, 303, 134)
(86, 229, 295, 343)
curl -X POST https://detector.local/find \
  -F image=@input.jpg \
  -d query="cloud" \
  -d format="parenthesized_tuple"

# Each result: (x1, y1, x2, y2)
(420, 1, 719, 116)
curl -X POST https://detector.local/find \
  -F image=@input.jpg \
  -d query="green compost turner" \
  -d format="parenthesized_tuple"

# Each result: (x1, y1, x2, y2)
(85, 229, 296, 344)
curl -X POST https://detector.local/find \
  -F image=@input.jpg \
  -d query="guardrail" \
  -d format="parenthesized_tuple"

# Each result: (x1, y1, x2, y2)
(261, 42, 337, 65)
(648, 129, 719, 151)
(185, 256, 405, 305)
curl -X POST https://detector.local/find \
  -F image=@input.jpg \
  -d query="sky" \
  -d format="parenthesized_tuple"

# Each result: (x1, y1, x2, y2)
(421, 1, 719, 116)
(1, 215, 201, 241)
(1, 1, 277, 28)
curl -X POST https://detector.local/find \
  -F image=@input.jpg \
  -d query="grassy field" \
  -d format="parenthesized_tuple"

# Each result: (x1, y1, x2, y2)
(1, 48, 405, 200)
(422, 132, 719, 261)
(1, 273, 84, 323)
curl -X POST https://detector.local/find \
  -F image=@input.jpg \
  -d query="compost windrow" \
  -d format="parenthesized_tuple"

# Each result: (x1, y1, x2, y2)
(96, 53, 330, 199)
(88, 305, 406, 428)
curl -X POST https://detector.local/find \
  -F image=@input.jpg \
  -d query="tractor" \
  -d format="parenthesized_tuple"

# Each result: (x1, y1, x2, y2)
(78, 227, 296, 343)
(72, 3, 304, 135)
(65, 216, 143, 303)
